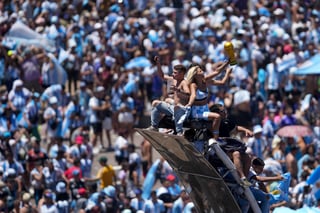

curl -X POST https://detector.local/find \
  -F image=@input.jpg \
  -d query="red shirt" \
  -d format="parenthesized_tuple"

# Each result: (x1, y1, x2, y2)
(64, 166, 82, 179)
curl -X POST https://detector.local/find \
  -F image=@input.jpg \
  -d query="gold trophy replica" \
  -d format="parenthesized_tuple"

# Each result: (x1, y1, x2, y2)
(224, 41, 237, 65)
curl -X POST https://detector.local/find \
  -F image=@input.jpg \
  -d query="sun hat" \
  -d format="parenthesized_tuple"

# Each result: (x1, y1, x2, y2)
(253, 125, 263, 134)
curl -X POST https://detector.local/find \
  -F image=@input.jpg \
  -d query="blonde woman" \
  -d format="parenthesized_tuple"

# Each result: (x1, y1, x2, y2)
(185, 62, 232, 139)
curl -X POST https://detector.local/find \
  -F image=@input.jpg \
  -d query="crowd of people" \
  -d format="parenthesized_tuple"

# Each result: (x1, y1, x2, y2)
(0, 0, 319, 212)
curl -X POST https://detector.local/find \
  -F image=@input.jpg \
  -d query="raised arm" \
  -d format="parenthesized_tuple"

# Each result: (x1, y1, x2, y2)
(154, 56, 171, 81)
(236, 125, 254, 137)
(205, 60, 229, 80)
(207, 67, 232, 86)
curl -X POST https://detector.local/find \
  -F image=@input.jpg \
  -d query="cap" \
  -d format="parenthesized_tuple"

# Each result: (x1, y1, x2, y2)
(166, 174, 176, 182)
(30, 136, 39, 144)
(15, 79, 23, 87)
(237, 29, 246, 35)
(75, 135, 84, 145)
(79, 81, 86, 87)
(94, 22, 102, 29)
(249, 10, 257, 17)
(33, 92, 40, 98)
(72, 169, 80, 176)
(78, 188, 87, 196)
(22, 193, 31, 202)
(51, 16, 58, 23)
(44, 192, 55, 200)
(0, 181, 5, 188)
(193, 30, 202, 38)
(49, 96, 58, 104)
(95, 86, 104, 92)
(253, 125, 263, 134)
(7, 50, 15, 57)
(56, 182, 67, 193)
(103, 185, 116, 198)
(134, 188, 142, 195)
(99, 156, 108, 163)
(190, 7, 200, 18)
(233, 90, 250, 106)
(273, 8, 284, 16)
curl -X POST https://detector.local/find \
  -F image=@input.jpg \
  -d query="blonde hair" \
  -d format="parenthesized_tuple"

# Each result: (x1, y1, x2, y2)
(186, 66, 199, 83)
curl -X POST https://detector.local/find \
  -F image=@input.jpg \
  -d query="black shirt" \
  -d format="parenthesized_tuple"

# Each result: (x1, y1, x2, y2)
(219, 118, 236, 137)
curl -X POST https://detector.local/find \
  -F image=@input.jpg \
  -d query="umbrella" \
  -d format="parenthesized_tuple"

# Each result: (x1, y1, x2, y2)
(276, 125, 313, 138)
(125, 56, 151, 69)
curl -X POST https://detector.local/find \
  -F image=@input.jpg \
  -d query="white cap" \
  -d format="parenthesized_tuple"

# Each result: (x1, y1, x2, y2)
(274, 8, 284, 16)
(237, 29, 246, 35)
(253, 125, 263, 134)
(233, 90, 250, 106)
(79, 81, 86, 87)
(51, 16, 58, 23)
(15, 79, 23, 87)
(158, 7, 175, 16)
(56, 182, 67, 193)
(95, 86, 104, 92)
(249, 10, 257, 17)
(190, 7, 200, 18)
(94, 22, 102, 29)
(22, 193, 31, 202)
(261, 23, 269, 31)
(192, 55, 202, 64)
(49, 96, 58, 104)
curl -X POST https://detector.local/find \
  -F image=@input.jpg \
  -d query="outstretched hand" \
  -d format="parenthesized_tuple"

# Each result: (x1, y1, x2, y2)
(245, 129, 253, 137)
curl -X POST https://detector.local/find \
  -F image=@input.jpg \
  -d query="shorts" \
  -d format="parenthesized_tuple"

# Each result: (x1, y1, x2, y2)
(103, 117, 112, 130)
(219, 138, 247, 154)
(91, 122, 102, 134)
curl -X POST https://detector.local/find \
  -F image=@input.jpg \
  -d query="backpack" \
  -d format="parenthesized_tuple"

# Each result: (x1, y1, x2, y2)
(48, 118, 58, 129)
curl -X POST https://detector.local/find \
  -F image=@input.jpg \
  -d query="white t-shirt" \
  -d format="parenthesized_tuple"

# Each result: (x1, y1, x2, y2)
(30, 168, 43, 189)
(118, 111, 134, 123)
(88, 96, 99, 123)
(40, 204, 58, 213)
(114, 136, 128, 158)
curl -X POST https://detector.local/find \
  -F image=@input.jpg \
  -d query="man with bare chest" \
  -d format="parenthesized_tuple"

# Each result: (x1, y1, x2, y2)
(147, 56, 190, 135)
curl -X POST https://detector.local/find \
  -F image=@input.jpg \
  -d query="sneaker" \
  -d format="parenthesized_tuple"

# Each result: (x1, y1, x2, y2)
(177, 132, 184, 136)
(163, 129, 175, 134)
(93, 147, 100, 155)
(146, 126, 158, 132)
(99, 147, 108, 153)
(240, 177, 252, 187)
(106, 147, 114, 152)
